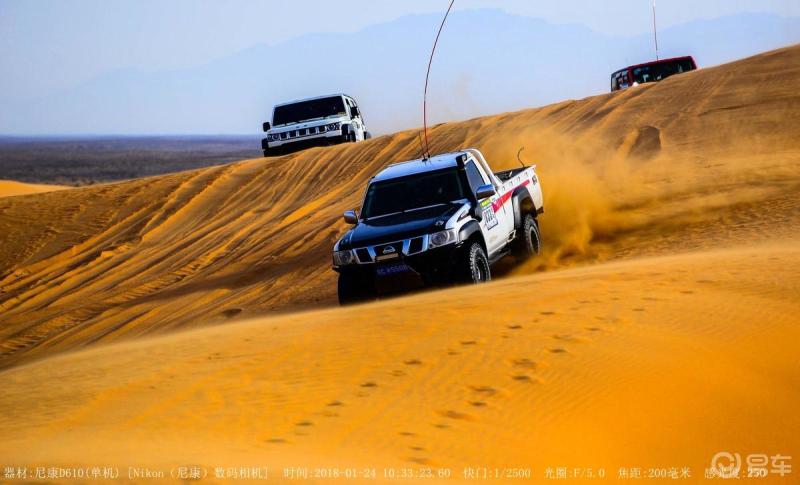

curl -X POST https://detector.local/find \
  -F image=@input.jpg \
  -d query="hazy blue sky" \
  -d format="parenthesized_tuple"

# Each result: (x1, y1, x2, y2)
(1, 1, 798, 134)
(2, 0, 798, 101)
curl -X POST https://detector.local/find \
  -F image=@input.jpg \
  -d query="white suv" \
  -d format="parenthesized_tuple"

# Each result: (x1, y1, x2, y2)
(261, 94, 370, 156)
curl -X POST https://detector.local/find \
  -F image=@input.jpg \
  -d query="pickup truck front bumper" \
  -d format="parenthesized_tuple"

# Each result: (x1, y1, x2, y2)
(262, 130, 347, 155)
(335, 242, 464, 293)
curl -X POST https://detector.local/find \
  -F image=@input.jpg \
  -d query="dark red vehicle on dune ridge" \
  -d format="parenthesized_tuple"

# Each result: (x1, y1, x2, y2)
(611, 56, 697, 91)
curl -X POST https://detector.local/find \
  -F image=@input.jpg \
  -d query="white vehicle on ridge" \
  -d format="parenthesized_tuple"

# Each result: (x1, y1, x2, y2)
(261, 94, 370, 156)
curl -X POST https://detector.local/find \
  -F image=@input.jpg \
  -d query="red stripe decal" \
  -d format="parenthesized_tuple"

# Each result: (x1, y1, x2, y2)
(491, 179, 530, 212)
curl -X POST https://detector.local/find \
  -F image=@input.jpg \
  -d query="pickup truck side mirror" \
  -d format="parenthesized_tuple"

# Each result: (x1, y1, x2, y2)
(262, 122, 271, 132)
(475, 184, 496, 200)
(343, 210, 358, 225)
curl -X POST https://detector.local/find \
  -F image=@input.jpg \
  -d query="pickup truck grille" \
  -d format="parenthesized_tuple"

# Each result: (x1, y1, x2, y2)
(408, 237, 424, 254)
(355, 248, 372, 264)
(353, 236, 427, 265)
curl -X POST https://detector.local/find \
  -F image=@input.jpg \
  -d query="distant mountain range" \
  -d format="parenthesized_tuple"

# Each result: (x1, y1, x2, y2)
(3, 9, 799, 135)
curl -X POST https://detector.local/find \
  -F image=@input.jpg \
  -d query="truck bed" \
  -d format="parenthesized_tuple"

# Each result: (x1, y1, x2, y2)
(494, 167, 528, 182)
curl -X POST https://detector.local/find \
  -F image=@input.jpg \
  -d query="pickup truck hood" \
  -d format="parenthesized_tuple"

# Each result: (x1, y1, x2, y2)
(339, 203, 465, 249)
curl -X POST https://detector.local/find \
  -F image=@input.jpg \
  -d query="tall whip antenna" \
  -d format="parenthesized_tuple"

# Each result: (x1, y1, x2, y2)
(422, 0, 455, 160)
(652, 0, 659, 60)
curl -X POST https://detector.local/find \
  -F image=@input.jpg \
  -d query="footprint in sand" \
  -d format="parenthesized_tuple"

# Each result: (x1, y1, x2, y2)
(327, 400, 343, 407)
(632, 308, 646, 312)
(460, 340, 477, 346)
(437, 410, 474, 421)
(399, 431, 417, 437)
(507, 324, 523, 330)
(360, 381, 378, 388)
(549, 347, 568, 354)
(540, 311, 555, 316)
(221, 308, 242, 318)
(266, 438, 287, 444)
(390, 370, 406, 377)
(404, 359, 423, 365)
(469, 385, 499, 397)
(296, 420, 313, 427)
(408, 457, 431, 465)
(510, 358, 547, 370)
(553, 334, 588, 343)
(512, 374, 532, 382)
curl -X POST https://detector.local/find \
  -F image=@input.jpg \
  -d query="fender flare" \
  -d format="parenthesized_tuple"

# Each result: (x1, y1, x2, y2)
(458, 220, 486, 251)
(511, 188, 535, 229)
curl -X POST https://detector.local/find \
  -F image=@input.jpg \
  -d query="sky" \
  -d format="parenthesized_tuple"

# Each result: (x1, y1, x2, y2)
(1, 0, 798, 134)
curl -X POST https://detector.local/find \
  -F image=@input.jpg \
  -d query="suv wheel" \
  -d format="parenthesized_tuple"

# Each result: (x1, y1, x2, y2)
(462, 242, 491, 284)
(341, 124, 356, 143)
(338, 271, 375, 305)
(513, 213, 541, 258)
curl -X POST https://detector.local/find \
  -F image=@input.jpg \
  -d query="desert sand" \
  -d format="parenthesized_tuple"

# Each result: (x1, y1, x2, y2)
(0, 45, 799, 481)
(0, 179, 67, 198)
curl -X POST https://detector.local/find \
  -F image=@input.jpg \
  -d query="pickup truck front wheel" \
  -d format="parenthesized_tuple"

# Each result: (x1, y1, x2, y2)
(462, 242, 491, 284)
(513, 213, 541, 258)
(337, 271, 376, 305)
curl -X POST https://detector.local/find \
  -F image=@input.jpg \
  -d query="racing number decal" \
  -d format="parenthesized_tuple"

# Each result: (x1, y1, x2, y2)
(481, 199, 499, 230)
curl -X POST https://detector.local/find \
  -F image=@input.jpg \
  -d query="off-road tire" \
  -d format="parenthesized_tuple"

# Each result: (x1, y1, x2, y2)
(341, 124, 356, 143)
(513, 213, 541, 258)
(462, 242, 491, 284)
(337, 271, 375, 305)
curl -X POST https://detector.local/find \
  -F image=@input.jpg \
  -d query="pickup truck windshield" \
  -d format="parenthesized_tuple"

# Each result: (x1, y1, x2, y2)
(273, 96, 347, 126)
(362, 168, 465, 219)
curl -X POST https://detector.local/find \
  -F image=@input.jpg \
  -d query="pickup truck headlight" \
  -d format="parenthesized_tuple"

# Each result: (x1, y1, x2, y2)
(428, 229, 457, 249)
(326, 122, 341, 131)
(268, 133, 281, 141)
(333, 249, 355, 266)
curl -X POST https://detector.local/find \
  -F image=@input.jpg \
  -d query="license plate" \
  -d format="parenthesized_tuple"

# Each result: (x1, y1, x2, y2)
(377, 262, 410, 276)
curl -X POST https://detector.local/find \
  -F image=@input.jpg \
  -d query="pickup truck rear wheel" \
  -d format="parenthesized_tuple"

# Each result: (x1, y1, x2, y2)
(337, 271, 375, 305)
(462, 242, 491, 284)
(513, 213, 541, 258)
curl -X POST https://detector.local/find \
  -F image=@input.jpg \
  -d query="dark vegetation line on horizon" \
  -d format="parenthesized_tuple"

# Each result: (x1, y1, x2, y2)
(0, 135, 262, 186)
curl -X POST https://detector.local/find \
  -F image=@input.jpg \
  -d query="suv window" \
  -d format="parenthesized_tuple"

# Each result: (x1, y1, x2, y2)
(464, 161, 487, 194)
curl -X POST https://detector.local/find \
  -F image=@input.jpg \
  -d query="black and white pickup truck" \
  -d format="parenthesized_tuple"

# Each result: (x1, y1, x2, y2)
(332, 148, 544, 304)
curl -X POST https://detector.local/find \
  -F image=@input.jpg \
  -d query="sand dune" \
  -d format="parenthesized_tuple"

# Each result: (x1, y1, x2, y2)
(0, 43, 799, 484)
(0, 242, 797, 480)
(0, 44, 798, 374)
(0, 179, 68, 198)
